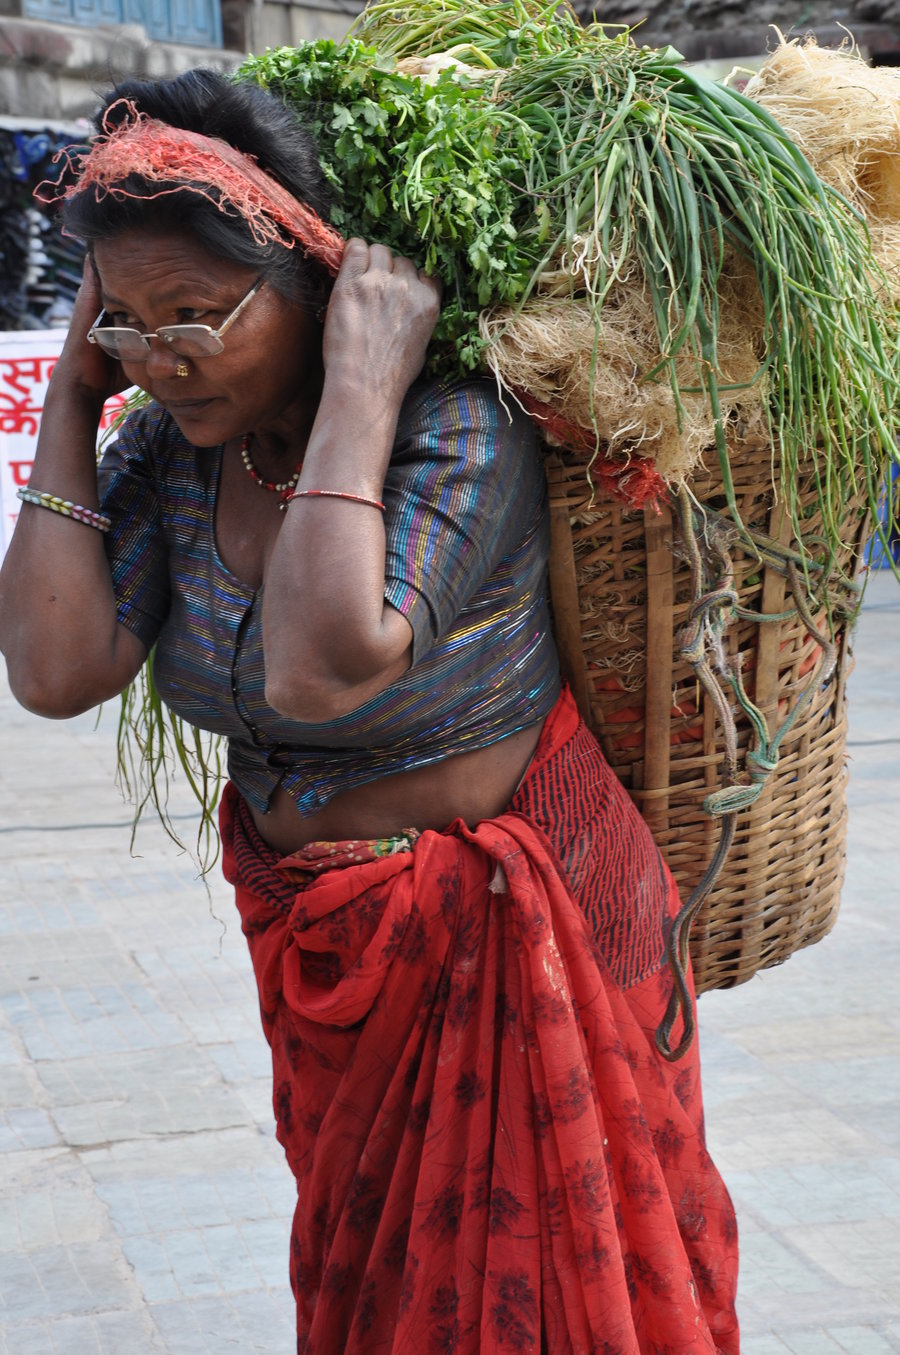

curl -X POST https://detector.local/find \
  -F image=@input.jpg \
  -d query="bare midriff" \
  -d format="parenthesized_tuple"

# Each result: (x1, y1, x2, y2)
(247, 721, 543, 855)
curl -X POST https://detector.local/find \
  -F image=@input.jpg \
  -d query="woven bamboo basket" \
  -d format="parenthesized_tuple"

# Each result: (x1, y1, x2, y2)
(545, 426, 869, 997)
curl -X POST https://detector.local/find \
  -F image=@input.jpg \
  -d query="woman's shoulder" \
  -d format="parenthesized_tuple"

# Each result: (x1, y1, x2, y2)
(100, 399, 209, 481)
(110, 399, 187, 451)
(398, 373, 538, 448)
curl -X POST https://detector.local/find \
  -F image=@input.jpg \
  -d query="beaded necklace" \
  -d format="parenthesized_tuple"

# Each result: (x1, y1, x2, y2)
(240, 434, 302, 511)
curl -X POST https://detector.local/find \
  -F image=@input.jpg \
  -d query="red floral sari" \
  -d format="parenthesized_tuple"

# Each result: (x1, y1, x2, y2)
(220, 688, 740, 1354)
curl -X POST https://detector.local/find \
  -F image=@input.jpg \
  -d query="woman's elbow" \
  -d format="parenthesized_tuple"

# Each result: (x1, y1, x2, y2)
(2, 642, 126, 720)
(265, 648, 411, 724)
(264, 669, 362, 724)
(262, 610, 413, 722)
(5, 666, 101, 720)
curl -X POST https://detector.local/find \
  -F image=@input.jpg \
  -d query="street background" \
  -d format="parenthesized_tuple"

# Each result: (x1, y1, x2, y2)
(1, 572, 898, 1354)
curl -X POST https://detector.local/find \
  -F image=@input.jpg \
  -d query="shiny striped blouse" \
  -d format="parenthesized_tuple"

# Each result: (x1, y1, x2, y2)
(99, 377, 561, 817)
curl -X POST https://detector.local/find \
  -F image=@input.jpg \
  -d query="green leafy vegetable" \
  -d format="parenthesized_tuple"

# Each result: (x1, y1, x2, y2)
(238, 9, 900, 569)
(239, 38, 538, 369)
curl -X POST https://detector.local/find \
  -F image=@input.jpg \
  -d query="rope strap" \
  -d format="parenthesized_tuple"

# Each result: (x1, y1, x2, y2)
(655, 487, 854, 1060)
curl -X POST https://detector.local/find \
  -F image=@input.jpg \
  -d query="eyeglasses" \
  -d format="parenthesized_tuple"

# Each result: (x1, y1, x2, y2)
(87, 278, 264, 361)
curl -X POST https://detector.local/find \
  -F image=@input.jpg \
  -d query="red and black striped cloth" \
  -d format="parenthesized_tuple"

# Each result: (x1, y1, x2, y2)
(221, 687, 740, 1354)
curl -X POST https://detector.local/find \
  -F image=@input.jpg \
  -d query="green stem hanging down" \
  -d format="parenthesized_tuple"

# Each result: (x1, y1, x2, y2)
(114, 648, 224, 872)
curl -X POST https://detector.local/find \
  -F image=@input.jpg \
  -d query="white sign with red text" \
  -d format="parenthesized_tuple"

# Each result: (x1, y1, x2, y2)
(0, 331, 131, 557)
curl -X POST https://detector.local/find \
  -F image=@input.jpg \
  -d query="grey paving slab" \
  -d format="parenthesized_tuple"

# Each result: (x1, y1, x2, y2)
(0, 569, 898, 1352)
(0, 673, 295, 1353)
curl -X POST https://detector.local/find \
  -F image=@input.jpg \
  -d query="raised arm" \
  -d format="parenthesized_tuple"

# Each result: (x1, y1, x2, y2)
(0, 261, 148, 717)
(262, 240, 442, 721)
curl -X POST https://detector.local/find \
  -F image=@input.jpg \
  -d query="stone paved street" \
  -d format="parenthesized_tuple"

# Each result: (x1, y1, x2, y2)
(1, 572, 898, 1353)
(699, 569, 900, 1354)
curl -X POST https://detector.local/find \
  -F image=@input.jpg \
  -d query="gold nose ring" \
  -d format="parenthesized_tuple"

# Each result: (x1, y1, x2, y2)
(175, 363, 190, 378)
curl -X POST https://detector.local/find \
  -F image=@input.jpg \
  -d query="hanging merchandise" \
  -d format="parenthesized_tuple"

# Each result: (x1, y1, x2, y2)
(0, 120, 88, 330)
(0, 132, 29, 329)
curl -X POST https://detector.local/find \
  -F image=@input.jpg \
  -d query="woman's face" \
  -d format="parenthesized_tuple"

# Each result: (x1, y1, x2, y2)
(92, 228, 323, 448)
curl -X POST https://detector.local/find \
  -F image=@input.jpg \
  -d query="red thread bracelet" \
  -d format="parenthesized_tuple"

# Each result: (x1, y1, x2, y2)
(287, 489, 385, 511)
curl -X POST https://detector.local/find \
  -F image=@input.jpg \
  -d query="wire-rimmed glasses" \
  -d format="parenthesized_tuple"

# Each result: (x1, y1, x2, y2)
(87, 278, 264, 361)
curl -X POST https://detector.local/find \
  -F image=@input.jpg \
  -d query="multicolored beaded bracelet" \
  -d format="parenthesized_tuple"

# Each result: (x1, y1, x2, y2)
(16, 487, 112, 534)
(286, 488, 386, 512)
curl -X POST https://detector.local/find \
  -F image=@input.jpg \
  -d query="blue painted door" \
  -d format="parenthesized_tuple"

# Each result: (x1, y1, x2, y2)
(24, 0, 222, 46)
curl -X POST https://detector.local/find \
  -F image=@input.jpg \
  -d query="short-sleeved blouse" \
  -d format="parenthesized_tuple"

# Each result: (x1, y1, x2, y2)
(99, 376, 561, 815)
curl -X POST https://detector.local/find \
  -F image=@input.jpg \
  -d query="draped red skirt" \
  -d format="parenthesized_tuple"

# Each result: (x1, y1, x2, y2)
(220, 688, 740, 1354)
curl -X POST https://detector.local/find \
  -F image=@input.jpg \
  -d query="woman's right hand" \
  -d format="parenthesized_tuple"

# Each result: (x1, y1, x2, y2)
(54, 256, 133, 407)
(0, 253, 148, 718)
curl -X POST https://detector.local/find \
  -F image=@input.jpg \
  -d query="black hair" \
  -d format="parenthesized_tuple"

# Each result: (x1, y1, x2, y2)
(62, 69, 333, 309)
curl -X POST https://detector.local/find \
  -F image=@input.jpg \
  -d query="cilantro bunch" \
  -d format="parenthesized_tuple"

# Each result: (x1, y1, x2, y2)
(239, 40, 537, 371)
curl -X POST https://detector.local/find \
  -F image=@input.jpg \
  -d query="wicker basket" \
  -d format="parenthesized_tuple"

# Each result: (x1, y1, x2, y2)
(545, 428, 869, 996)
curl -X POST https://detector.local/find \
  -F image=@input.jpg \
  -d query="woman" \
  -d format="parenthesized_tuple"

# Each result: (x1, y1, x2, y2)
(0, 69, 739, 1354)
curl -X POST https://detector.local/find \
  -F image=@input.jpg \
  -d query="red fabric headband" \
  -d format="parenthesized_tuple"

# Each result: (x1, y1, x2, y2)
(37, 99, 345, 277)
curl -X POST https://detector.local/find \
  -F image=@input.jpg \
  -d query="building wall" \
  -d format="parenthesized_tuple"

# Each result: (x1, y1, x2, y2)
(0, 0, 363, 121)
(243, 0, 361, 53)
(572, 0, 900, 62)
(0, 16, 239, 121)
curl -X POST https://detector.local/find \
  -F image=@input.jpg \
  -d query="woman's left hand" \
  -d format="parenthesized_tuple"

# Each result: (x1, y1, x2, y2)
(262, 241, 441, 723)
(321, 239, 442, 403)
